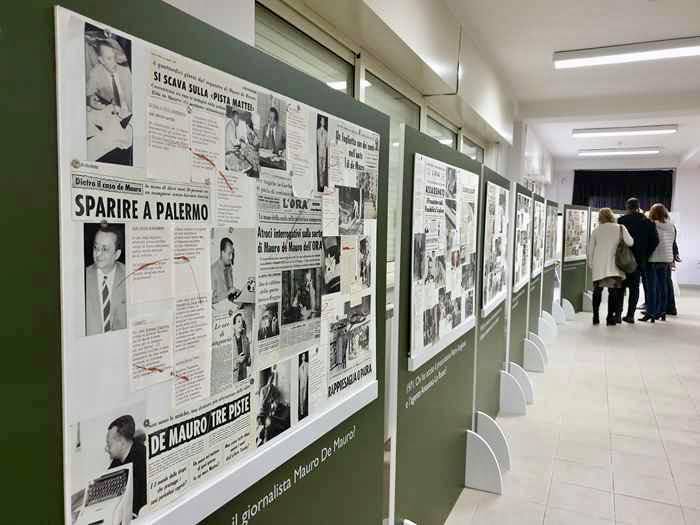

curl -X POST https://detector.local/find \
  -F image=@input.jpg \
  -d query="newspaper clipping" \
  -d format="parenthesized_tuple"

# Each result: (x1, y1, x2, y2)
(57, 7, 379, 523)
(545, 203, 559, 266)
(564, 208, 589, 262)
(411, 154, 479, 359)
(482, 182, 509, 315)
(513, 192, 532, 292)
(531, 199, 545, 278)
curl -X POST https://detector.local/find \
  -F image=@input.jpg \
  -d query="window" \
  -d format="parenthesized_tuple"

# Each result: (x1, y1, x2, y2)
(425, 115, 457, 149)
(255, 5, 354, 95)
(462, 135, 484, 163)
(363, 72, 421, 266)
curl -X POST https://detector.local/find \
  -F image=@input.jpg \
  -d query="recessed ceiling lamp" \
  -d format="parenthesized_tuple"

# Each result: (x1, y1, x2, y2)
(578, 147, 661, 157)
(572, 125, 678, 138)
(553, 36, 700, 69)
(326, 79, 372, 90)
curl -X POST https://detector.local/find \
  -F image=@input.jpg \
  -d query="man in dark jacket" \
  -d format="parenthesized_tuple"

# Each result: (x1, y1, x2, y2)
(618, 198, 659, 323)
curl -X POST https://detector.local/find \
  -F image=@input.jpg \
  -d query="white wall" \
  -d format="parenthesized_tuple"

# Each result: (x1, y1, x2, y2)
(672, 166, 700, 285)
(163, 0, 255, 45)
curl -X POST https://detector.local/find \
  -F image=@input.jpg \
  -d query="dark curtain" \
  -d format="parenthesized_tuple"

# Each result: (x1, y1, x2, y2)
(572, 170, 673, 211)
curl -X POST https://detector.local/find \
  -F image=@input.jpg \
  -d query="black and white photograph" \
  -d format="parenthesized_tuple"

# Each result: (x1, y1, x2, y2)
(322, 236, 341, 294)
(344, 294, 371, 324)
(281, 267, 322, 325)
(256, 360, 292, 447)
(452, 297, 462, 328)
(256, 93, 287, 171)
(358, 235, 371, 289)
(338, 185, 364, 234)
(231, 307, 253, 382)
(348, 321, 370, 365)
(445, 198, 457, 233)
(464, 291, 474, 319)
(329, 318, 349, 375)
(298, 351, 309, 420)
(435, 254, 446, 286)
(84, 23, 134, 166)
(69, 404, 148, 522)
(413, 233, 426, 281)
(210, 228, 256, 311)
(450, 249, 460, 269)
(357, 170, 378, 219)
(257, 302, 280, 341)
(84, 222, 127, 337)
(225, 105, 260, 178)
(445, 166, 457, 199)
(316, 114, 329, 192)
(422, 305, 438, 347)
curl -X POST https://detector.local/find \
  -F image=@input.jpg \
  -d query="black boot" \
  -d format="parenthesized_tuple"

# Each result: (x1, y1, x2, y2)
(593, 311, 600, 325)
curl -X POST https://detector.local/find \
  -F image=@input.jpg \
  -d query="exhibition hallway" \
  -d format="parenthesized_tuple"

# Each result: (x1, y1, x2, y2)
(447, 288, 700, 525)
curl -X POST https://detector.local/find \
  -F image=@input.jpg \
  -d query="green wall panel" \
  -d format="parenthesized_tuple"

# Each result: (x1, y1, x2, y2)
(561, 205, 590, 312)
(541, 266, 556, 315)
(394, 126, 480, 525)
(528, 275, 542, 332)
(3, 3, 389, 523)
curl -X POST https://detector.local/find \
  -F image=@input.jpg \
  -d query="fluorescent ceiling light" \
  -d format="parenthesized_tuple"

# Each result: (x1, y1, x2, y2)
(438, 138, 454, 145)
(572, 125, 678, 138)
(326, 80, 372, 90)
(578, 147, 661, 157)
(553, 36, 700, 69)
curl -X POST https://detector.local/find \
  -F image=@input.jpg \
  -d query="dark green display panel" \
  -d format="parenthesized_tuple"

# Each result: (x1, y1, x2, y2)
(475, 167, 510, 418)
(4, 3, 389, 523)
(508, 184, 532, 368)
(561, 205, 590, 312)
(528, 275, 542, 332)
(394, 126, 479, 525)
(541, 265, 556, 314)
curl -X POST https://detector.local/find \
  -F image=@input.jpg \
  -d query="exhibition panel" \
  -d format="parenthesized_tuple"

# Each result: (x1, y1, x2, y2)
(561, 205, 590, 312)
(50, 3, 389, 524)
(528, 194, 546, 331)
(508, 184, 533, 367)
(394, 125, 479, 525)
(585, 208, 600, 293)
(475, 168, 511, 418)
(541, 200, 560, 315)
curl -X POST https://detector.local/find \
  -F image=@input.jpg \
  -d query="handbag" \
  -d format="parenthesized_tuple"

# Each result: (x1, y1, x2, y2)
(615, 225, 637, 274)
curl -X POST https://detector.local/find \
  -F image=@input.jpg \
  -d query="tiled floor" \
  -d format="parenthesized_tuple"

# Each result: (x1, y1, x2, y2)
(446, 287, 700, 525)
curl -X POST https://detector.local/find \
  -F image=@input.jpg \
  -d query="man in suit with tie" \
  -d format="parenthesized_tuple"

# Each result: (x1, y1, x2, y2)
(86, 41, 133, 165)
(211, 237, 242, 305)
(260, 107, 286, 156)
(85, 223, 127, 336)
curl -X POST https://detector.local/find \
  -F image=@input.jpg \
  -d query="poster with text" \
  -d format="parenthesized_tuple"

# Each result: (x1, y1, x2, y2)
(531, 199, 545, 278)
(482, 182, 509, 315)
(544, 203, 558, 267)
(564, 208, 589, 262)
(513, 192, 532, 291)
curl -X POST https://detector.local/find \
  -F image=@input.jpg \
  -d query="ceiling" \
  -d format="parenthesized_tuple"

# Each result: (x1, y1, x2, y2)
(444, 0, 700, 161)
(530, 114, 700, 160)
(444, 0, 700, 102)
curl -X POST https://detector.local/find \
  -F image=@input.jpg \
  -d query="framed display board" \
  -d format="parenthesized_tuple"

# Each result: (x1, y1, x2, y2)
(475, 167, 511, 418)
(508, 184, 532, 368)
(408, 152, 480, 371)
(528, 193, 546, 340)
(541, 200, 560, 315)
(394, 125, 479, 525)
(561, 205, 590, 312)
(51, 5, 389, 525)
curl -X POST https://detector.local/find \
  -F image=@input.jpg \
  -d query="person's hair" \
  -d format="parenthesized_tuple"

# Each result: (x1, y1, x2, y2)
(96, 40, 114, 57)
(108, 415, 135, 442)
(649, 203, 668, 222)
(96, 223, 123, 251)
(220, 237, 233, 253)
(233, 312, 246, 331)
(625, 197, 640, 211)
(269, 107, 279, 122)
(598, 208, 616, 224)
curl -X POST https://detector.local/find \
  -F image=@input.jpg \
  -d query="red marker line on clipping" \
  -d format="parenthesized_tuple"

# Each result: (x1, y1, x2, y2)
(133, 364, 190, 382)
(191, 149, 235, 193)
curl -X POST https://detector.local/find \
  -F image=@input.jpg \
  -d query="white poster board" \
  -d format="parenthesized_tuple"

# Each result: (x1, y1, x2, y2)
(56, 7, 379, 524)
(531, 199, 545, 278)
(513, 192, 533, 292)
(409, 153, 479, 370)
(481, 181, 510, 316)
(544, 202, 559, 267)
(564, 208, 590, 262)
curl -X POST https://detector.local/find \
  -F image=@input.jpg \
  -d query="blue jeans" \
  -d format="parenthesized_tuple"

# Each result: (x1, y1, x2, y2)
(646, 263, 670, 318)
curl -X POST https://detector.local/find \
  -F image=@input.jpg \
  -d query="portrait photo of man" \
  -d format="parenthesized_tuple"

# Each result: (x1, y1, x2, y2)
(105, 415, 147, 517)
(84, 222, 127, 337)
(84, 23, 134, 165)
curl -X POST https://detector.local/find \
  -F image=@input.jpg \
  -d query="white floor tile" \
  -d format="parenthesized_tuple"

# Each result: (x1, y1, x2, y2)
(613, 472, 679, 505)
(548, 481, 613, 520)
(614, 494, 685, 525)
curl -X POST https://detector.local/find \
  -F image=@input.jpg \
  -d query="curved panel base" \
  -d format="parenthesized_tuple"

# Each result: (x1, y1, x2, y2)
(465, 430, 503, 494)
(527, 331, 549, 364)
(476, 411, 511, 472)
(562, 298, 576, 320)
(523, 338, 546, 373)
(509, 362, 534, 404)
(499, 370, 527, 416)
(552, 300, 566, 324)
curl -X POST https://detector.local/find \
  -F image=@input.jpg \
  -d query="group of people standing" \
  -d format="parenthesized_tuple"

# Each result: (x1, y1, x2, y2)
(587, 198, 680, 326)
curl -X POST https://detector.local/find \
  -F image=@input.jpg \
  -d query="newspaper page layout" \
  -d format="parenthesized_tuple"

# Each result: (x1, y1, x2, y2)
(482, 181, 509, 315)
(56, 7, 378, 523)
(564, 208, 589, 262)
(531, 200, 545, 278)
(545, 203, 558, 266)
(411, 153, 479, 359)
(513, 193, 532, 292)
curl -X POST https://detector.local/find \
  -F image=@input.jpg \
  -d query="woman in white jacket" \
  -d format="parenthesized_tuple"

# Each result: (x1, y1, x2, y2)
(587, 208, 634, 325)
